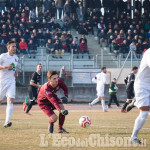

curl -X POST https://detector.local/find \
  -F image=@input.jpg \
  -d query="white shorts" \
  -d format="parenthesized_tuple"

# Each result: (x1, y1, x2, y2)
(0, 81, 16, 100)
(134, 84, 150, 109)
(96, 86, 104, 97)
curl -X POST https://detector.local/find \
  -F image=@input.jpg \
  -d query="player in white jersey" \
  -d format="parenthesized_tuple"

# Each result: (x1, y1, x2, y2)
(0, 41, 18, 128)
(89, 67, 110, 112)
(130, 48, 150, 144)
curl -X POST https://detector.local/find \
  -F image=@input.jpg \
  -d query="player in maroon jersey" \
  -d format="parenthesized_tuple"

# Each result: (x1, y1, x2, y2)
(37, 70, 69, 133)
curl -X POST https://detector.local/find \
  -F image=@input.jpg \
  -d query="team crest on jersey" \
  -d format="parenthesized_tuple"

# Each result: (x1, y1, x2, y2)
(56, 86, 59, 90)
(46, 91, 52, 95)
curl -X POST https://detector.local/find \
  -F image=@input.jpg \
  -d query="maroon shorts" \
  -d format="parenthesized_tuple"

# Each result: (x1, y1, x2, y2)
(38, 97, 62, 117)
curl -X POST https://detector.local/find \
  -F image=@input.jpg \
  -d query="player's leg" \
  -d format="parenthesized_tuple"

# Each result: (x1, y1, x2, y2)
(58, 104, 69, 133)
(38, 100, 57, 133)
(4, 83, 16, 127)
(25, 87, 37, 115)
(121, 91, 132, 112)
(131, 106, 149, 144)
(4, 98, 14, 128)
(130, 87, 150, 144)
(126, 97, 136, 112)
(101, 96, 107, 112)
(89, 87, 102, 108)
(89, 97, 99, 108)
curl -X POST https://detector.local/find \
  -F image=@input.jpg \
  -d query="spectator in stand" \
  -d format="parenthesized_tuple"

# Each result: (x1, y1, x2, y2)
(20, 13, 28, 22)
(43, 0, 51, 12)
(28, 39, 37, 59)
(74, 36, 79, 46)
(108, 35, 114, 53)
(55, 0, 64, 20)
(97, 20, 106, 32)
(79, 39, 90, 59)
(62, 13, 71, 31)
(129, 40, 137, 57)
(19, 38, 28, 54)
(136, 39, 142, 58)
(23, 28, 30, 43)
(36, 0, 43, 12)
(71, 40, 79, 58)
(0, 40, 7, 54)
(37, 29, 44, 47)
(54, 39, 64, 58)
(98, 29, 107, 47)
(121, 40, 129, 58)
(112, 40, 119, 59)
(85, 20, 94, 35)
(116, 35, 123, 53)
(76, 2, 85, 23)
(80, 34, 87, 44)
(23, 6, 30, 19)
(64, 0, 71, 17)
(0, 0, 6, 14)
(46, 39, 55, 57)
(60, 32, 67, 52)
(29, 8, 36, 22)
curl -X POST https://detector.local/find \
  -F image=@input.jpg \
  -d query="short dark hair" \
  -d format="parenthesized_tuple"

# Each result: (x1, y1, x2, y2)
(101, 67, 106, 71)
(47, 70, 58, 79)
(6, 41, 16, 47)
(132, 66, 138, 71)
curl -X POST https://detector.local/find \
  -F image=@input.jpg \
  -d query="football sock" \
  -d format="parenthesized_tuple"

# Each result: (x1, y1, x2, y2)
(26, 100, 36, 113)
(91, 98, 99, 106)
(122, 102, 129, 110)
(101, 100, 106, 110)
(5, 103, 13, 124)
(131, 111, 149, 140)
(58, 113, 65, 130)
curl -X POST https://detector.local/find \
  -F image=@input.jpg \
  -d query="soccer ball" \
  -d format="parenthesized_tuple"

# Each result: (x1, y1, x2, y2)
(79, 116, 91, 128)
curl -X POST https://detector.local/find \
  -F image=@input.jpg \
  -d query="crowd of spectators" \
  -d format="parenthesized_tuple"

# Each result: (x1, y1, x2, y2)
(0, 0, 150, 59)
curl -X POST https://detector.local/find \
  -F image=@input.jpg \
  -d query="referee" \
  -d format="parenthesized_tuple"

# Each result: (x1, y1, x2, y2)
(121, 66, 138, 113)
(23, 64, 42, 115)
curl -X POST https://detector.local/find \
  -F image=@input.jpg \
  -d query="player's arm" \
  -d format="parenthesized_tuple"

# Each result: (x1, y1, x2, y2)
(45, 91, 68, 115)
(92, 76, 97, 83)
(30, 80, 42, 88)
(30, 73, 42, 88)
(0, 64, 13, 70)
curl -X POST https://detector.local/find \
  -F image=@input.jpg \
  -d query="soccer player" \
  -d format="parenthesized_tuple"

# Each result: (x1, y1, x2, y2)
(23, 64, 42, 115)
(121, 66, 138, 113)
(37, 70, 69, 133)
(0, 41, 18, 127)
(130, 49, 150, 144)
(89, 67, 110, 112)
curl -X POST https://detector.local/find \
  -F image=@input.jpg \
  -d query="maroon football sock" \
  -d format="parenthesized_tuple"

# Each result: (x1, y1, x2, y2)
(58, 113, 65, 130)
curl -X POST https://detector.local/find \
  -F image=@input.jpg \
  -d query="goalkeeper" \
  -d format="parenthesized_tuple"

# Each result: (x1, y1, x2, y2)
(37, 70, 69, 133)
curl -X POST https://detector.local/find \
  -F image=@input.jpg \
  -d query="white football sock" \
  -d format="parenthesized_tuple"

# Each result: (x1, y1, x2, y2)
(101, 100, 106, 110)
(5, 103, 13, 124)
(91, 98, 99, 106)
(131, 111, 149, 140)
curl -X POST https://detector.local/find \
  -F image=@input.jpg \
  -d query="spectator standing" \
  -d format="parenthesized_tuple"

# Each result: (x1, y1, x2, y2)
(55, 0, 65, 20)
(59, 66, 66, 82)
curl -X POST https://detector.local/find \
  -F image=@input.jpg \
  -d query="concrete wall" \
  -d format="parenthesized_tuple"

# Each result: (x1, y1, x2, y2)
(2, 85, 127, 104)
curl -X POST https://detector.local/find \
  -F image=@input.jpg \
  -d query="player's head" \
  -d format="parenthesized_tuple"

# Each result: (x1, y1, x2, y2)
(47, 70, 58, 87)
(113, 78, 116, 83)
(37, 64, 42, 72)
(101, 67, 106, 73)
(132, 66, 138, 74)
(6, 41, 16, 55)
